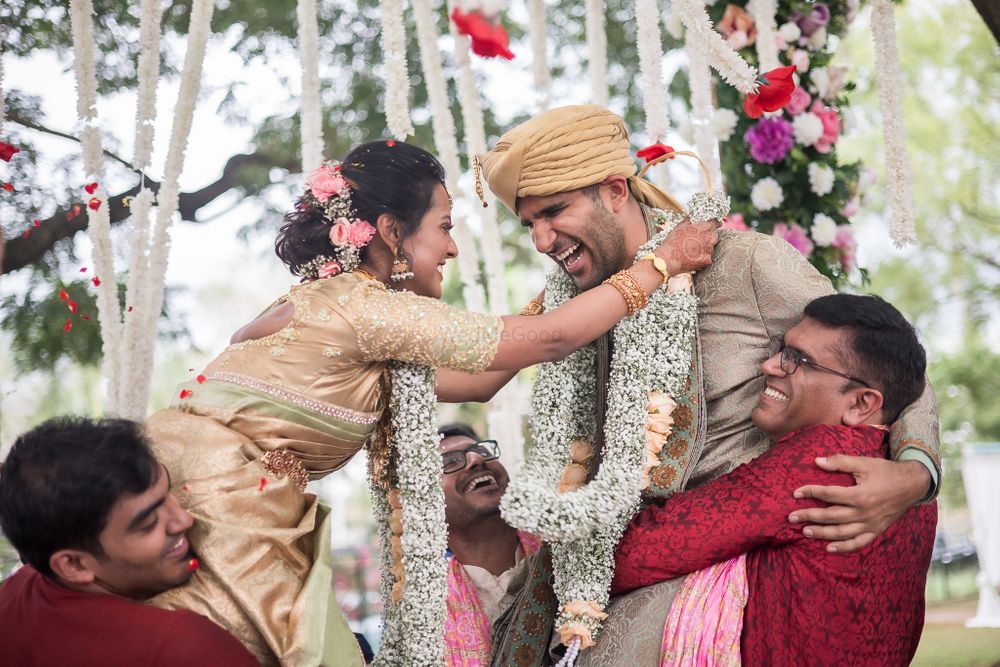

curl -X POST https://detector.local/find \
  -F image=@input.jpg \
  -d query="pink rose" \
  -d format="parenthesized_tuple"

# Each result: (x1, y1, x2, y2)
(317, 260, 342, 278)
(810, 100, 840, 153)
(329, 220, 351, 247)
(773, 222, 814, 257)
(784, 87, 812, 115)
(307, 165, 347, 203)
(721, 213, 750, 231)
(832, 224, 857, 272)
(840, 197, 859, 218)
(791, 49, 810, 73)
(348, 220, 377, 247)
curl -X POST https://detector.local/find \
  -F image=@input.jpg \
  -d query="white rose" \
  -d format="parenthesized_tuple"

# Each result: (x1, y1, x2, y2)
(712, 108, 738, 142)
(791, 49, 810, 73)
(751, 177, 784, 211)
(811, 213, 838, 247)
(808, 26, 827, 51)
(778, 22, 801, 43)
(808, 162, 835, 196)
(793, 113, 824, 146)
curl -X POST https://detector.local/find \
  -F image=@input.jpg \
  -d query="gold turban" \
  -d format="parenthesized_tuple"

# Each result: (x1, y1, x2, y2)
(477, 104, 684, 214)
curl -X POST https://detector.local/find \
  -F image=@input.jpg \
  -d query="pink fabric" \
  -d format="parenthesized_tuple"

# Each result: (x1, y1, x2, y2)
(660, 554, 748, 667)
(444, 532, 541, 667)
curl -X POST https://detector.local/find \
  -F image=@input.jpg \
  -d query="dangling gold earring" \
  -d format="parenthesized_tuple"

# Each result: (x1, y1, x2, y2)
(390, 247, 414, 283)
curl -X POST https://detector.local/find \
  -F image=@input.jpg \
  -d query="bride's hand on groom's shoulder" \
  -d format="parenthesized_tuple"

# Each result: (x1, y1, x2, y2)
(657, 219, 719, 276)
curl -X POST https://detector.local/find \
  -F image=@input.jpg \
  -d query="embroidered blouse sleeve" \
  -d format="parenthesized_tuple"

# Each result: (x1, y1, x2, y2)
(346, 281, 504, 373)
(610, 426, 858, 595)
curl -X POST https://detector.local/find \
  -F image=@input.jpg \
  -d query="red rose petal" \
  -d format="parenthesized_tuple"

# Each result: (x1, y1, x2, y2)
(258, 478, 268, 492)
(386, 139, 396, 147)
(196, 374, 206, 384)
(73, 205, 82, 216)
(0, 142, 20, 162)
(79, 267, 87, 272)
(91, 276, 101, 287)
(67, 300, 78, 314)
(32, 219, 41, 227)
(81, 314, 91, 320)
(88, 197, 101, 211)
(127, 305, 134, 312)
(636, 143, 676, 164)
(179, 389, 193, 399)
(84, 182, 99, 194)
(59, 289, 69, 301)
(63, 318, 73, 332)
(187, 557, 200, 573)
(2, 183, 13, 192)
(22, 230, 30, 238)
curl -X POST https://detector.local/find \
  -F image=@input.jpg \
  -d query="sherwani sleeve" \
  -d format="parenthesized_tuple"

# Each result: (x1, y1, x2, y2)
(748, 235, 941, 499)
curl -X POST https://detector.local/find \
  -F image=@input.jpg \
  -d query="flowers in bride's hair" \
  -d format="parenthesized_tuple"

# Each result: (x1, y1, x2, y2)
(774, 222, 814, 257)
(317, 260, 343, 278)
(793, 112, 824, 147)
(307, 164, 347, 202)
(785, 87, 812, 116)
(348, 220, 377, 247)
(713, 108, 739, 142)
(717, 4, 757, 50)
(811, 213, 838, 247)
(329, 219, 352, 247)
(808, 163, 835, 196)
(745, 117, 794, 164)
(751, 177, 784, 211)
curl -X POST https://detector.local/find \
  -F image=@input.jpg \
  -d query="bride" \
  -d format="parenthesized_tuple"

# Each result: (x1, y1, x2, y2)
(145, 140, 717, 665)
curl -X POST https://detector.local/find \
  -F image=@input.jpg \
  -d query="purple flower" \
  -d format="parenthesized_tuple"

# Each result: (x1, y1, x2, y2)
(744, 117, 794, 164)
(790, 3, 830, 37)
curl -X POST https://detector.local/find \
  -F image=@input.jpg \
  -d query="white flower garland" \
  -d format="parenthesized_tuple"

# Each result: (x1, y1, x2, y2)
(503, 208, 701, 644)
(378, 0, 415, 140)
(373, 362, 446, 667)
(747, 0, 780, 73)
(70, 0, 123, 410)
(635, 0, 669, 142)
(117, 0, 163, 418)
(672, 0, 759, 95)
(585, 0, 608, 107)
(527, 0, 551, 111)
(296, 0, 323, 173)
(412, 0, 487, 313)
(871, 0, 916, 247)
(0, 26, 6, 134)
(133, 0, 215, 417)
(685, 30, 722, 185)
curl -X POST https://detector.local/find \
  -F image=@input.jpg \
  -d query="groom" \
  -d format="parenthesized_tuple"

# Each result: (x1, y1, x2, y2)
(477, 104, 941, 664)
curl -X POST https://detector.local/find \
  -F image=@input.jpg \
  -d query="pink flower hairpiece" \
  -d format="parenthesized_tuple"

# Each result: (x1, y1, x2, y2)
(296, 161, 379, 279)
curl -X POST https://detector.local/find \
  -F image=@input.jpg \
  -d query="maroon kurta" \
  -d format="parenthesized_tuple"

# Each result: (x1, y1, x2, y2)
(612, 424, 937, 666)
(0, 566, 259, 666)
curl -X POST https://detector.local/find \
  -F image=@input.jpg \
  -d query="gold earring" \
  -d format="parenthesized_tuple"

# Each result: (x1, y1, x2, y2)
(390, 247, 414, 283)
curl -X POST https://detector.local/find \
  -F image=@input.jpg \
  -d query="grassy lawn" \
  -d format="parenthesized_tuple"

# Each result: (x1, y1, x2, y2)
(914, 596, 1000, 667)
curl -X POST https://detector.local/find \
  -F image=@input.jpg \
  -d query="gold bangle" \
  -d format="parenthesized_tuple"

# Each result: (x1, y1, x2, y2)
(519, 298, 545, 317)
(603, 270, 648, 316)
(640, 253, 671, 285)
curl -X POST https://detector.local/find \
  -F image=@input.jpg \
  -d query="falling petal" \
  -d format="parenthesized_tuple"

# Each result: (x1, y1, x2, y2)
(179, 389, 193, 399)
(32, 219, 41, 227)
(84, 182, 99, 194)
(91, 276, 101, 287)
(196, 374, 206, 384)
(59, 289, 69, 301)
(67, 300, 78, 314)
(258, 478, 268, 492)
(63, 318, 73, 332)
(187, 557, 200, 573)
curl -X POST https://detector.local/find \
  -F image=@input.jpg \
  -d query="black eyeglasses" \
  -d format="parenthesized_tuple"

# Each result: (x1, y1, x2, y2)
(768, 337, 873, 389)
(442, 440, 501, 474)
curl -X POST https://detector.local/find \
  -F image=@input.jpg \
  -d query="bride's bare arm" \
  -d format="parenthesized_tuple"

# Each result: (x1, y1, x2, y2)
(436, 368, 519, 403)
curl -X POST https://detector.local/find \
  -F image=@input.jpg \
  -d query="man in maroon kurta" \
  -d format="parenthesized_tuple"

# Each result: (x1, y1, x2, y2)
(0, 417, 257, 666)
(612, 294, 937, 666)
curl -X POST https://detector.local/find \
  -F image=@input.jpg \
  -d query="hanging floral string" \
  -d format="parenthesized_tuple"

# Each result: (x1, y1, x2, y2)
(69, 0, 123, 407)
(0, 26, 7, 135)
(585, 0, 608, 106)
(412, 0, 486, 313)
(527, 0, 551, 111)
(635, 0, 669, 143)
(685, 31, 722, 185)
(132, 0, 216, 415)
(118, 0, 163, 418)
(871, 0, 916, 247)
(379, 0, 415, 139)
(747, 0, 780, 73)
(296, 0, 323, 173)
(672, 0, 758, 95)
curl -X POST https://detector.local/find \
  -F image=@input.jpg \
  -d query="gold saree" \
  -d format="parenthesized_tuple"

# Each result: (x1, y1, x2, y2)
(147, 272, 503, 666)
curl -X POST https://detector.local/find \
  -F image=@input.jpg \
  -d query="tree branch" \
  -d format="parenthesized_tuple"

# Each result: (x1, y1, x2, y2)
(971, 0, 1000, 45)
(1, 152, 298, 275)
(9, 109, 138, 171)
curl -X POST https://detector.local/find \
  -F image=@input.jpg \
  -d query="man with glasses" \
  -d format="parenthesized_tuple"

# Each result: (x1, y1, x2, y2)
(438, 423, 542, 666)
(611, 294, 937, 665)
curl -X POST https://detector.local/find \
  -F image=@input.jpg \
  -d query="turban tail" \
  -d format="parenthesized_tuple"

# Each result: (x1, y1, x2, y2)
(478, 105, 684, 214)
